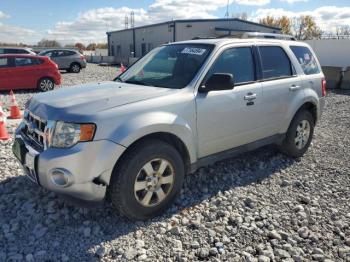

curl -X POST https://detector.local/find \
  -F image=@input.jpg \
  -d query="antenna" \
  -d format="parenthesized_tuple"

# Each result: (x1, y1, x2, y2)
(130, 11, 135, 28)
(125, 15, 129, 29)
(224, 0, 229, 18)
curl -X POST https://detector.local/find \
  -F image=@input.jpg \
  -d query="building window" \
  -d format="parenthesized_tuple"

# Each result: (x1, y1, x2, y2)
(111, 45, 115, 56)
(141, 43, 147, 56)
(148, 43, 153, 53)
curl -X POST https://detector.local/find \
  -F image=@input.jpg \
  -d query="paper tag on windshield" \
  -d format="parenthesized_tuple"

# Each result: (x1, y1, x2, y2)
(181, 47, 206, 56)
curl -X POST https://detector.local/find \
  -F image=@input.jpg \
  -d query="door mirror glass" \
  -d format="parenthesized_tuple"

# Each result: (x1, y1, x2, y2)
(200, 73, 234, 93)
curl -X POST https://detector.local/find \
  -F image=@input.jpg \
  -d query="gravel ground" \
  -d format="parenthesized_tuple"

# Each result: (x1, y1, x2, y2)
(1, 65, 350, 261)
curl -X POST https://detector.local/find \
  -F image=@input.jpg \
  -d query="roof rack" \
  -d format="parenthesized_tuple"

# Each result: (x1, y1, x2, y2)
(221, 32, 296, 41)
(191, 32, 296, 41)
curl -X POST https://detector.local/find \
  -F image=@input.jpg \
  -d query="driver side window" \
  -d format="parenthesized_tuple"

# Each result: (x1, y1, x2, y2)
(207, 47, 255, 85)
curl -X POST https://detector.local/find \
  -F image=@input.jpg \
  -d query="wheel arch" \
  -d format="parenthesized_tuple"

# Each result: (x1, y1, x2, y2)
(111, 132, 192, 180)
(281, 100, 318, 135)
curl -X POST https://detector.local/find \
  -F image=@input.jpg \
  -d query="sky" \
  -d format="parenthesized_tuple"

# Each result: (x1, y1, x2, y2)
(0, 0, 349, 45)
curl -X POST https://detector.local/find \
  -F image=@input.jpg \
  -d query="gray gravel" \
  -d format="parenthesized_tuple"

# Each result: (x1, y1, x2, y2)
(1, 65, 350, 261)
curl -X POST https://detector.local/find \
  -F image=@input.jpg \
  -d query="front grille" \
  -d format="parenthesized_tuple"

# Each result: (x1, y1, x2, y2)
(23, 111, 47, 149)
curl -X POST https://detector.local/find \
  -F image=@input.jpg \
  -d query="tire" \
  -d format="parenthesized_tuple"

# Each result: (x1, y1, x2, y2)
(280, 110, 315, 158)
(38, 77, 55, 92)
(109, 139, 185, 221)
(69, 63, 81, 73)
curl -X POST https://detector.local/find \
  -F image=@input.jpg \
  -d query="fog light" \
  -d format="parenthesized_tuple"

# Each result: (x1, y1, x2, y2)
(50, 168, 73, 187)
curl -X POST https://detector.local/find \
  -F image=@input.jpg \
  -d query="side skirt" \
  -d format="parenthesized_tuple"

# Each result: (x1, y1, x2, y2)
(190, 134, 285, 173)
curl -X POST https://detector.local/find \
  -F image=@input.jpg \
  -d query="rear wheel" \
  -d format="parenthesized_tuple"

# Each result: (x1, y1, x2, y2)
(109, 139, 185, 220)
(279, 110, 314, 158)
(38, 78, 54, 92)
(70, 63, 81, 73)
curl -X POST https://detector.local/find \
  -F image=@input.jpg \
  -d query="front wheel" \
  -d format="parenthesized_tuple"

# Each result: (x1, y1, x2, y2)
(279, 110, 315, 158)
(109, 139, 185, 220)
(38, 78, 54, 92)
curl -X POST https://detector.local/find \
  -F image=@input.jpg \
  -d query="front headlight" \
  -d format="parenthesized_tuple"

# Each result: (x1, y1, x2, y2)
(51, 121, 96, 148)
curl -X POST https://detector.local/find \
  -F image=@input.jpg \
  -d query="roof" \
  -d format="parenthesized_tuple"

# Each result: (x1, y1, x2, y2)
(106, 18, 281, 34)
(0, 54, 46, 58)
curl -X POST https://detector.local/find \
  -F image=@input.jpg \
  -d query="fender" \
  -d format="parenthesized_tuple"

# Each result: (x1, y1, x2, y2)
(279, 89, 319, 134)
(107, 111, 197, 164)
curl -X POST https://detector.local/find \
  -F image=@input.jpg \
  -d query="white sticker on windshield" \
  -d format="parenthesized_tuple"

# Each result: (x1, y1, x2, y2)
(181, 47, 206, 56)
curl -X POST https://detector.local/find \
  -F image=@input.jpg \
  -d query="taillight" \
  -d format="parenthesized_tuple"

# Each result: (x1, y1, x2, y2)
(321, 78, 326, 97)
(80, 55, 86, 61)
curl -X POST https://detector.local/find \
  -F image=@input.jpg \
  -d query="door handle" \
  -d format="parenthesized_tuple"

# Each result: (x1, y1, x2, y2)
(289, 85, 302, 91)
(244, 93, 257, 100)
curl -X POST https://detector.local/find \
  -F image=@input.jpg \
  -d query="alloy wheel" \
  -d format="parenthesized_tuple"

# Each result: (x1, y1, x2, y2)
(134, 158, 175, 207)
(40, 79, 53, 91)
(294, 120, 311, 150)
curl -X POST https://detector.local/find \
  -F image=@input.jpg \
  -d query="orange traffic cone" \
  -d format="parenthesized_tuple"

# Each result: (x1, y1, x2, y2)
(120, 63, 126, 73)
(0, 102, 10, 141)
(8, 90, 22, 119)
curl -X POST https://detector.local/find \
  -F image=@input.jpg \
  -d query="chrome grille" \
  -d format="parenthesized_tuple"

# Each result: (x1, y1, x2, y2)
(23, 111, 47, 149)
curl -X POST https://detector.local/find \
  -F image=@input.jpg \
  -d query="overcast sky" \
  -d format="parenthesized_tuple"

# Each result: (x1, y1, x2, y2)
(0, 0, 349, 44)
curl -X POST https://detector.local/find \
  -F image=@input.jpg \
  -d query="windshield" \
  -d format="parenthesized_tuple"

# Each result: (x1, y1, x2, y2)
(117, 44, 214, 89)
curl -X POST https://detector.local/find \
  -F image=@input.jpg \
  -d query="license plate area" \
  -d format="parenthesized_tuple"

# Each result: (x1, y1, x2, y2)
(13, 138, 39, 184)
(13, 138, 28, 164)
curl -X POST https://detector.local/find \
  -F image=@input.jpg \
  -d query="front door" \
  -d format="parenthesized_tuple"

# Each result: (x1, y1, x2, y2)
(13, 57, 39, 89)
(196, 46, 264, 158)
(0, 57, 15, 90)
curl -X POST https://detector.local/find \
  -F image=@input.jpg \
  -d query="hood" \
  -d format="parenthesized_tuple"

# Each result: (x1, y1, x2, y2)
(28, 81, 177, 120)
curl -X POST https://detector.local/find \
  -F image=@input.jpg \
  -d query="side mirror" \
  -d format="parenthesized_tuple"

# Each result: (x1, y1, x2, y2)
(199, 73, 234, 93)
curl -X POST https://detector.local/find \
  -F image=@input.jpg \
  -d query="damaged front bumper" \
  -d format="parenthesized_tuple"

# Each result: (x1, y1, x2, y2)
(14, 129, 126, 202)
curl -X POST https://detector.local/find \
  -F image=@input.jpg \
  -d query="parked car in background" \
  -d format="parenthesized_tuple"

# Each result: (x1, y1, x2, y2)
(38, 49, 87, 73)
(0, 47, 36, 55)
(0, 54, 61, 92)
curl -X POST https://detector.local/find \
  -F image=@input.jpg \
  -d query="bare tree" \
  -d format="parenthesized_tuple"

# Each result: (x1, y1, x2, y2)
(37, 39, 61, 48)
(291, 15, 321, 40)
(336, 25, 350, 39)
(233, 12, 248, 20)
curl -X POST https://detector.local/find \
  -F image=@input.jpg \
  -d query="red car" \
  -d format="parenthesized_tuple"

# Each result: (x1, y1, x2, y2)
(0, 54, 61, 92)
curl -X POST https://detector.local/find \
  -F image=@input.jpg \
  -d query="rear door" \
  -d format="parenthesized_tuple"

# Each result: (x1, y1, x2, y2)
(257, 44, 304, 136)
(290, 45, 323, 97)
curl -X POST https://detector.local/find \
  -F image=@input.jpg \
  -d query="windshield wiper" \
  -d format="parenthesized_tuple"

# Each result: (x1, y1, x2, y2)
(114, 76, 123, 82)
(125, 79, 153, 86)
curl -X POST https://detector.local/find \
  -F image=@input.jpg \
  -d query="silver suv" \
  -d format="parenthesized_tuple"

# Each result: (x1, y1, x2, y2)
(13, 37, 326, 220)
(38, 49, 87, 73)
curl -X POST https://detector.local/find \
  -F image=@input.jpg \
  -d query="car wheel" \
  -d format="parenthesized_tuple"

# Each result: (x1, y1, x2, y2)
(38, 78, 54, 92)
(280, 110, 315, 158)
(109, 139, 185, 221)
(70, 63, 81, 73)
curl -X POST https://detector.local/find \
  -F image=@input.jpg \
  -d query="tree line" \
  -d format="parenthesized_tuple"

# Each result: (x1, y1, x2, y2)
(235, 13, 350, 40)
(36, 40, 107, 50)
(0, 40, 107, 50)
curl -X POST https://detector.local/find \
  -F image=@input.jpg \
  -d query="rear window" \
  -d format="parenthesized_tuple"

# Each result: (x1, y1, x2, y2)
(4, 48, 29, 54)
(290, 46, 320, 75)
(259, 46, 293, 80)
(15, 58, 41, 66)
(63, 51, 76, 56)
